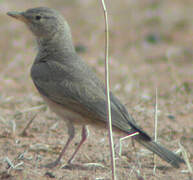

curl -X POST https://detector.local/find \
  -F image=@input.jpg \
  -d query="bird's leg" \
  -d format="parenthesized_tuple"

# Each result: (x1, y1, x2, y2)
(43, 121, 75, 168)
(67, 125, 89, 164)
(20, 113, 37, 136)
(64, 126, 103, 169)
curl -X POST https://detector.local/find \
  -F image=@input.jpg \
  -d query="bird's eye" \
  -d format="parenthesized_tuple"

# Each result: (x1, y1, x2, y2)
(35, 15, 41, 20)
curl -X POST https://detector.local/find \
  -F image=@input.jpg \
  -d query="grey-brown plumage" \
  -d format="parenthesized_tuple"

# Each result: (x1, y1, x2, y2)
(7, 7, 184, 168)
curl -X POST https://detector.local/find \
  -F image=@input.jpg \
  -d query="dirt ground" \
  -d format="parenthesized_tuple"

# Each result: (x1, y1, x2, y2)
(0, 0, 193, 179)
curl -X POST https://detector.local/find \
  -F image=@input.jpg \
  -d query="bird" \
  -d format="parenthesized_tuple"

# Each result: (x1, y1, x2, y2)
(7, 7, 184, 169)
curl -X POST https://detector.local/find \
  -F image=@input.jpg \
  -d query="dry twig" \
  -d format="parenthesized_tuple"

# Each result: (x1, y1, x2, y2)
(153, 88, 158, 174)
(101, 0, 116, 179)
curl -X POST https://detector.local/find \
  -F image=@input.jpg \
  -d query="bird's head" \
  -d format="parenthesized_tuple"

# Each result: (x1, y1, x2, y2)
(7, 7, 69, 39)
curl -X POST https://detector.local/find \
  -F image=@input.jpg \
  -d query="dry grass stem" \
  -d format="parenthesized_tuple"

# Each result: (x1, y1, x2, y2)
(153, 88, 158, 174)
(119, 132, 139, 157)
(101, 0, 116, 179)
(179, 142, 193, 174)
(20, 105, 46, 113)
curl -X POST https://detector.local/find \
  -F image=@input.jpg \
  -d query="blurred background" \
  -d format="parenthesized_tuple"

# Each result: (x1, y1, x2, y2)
(0, 0, 192, 179)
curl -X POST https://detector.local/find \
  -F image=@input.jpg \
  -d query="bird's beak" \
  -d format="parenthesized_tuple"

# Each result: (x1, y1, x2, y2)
(7, 11, 27, 23)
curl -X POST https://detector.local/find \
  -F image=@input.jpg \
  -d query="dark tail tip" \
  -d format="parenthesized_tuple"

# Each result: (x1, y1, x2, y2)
(135, 138, 185, 168)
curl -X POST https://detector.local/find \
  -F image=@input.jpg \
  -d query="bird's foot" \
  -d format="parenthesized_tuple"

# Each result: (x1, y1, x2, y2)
(40, 160, 61, 169)
(62, 162, 105, 170)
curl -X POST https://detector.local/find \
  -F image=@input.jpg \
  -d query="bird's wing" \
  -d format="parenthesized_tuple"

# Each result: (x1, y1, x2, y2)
(31, 60, 150, 140)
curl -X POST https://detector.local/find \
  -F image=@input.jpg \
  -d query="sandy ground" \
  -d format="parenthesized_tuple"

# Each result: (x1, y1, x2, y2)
(0, 0, 193, 179)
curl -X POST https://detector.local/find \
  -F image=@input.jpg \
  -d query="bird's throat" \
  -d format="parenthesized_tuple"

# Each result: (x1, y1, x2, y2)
(37, 33, 75, 55)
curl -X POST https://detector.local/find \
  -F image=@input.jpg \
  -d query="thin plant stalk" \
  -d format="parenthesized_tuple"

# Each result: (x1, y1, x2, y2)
(119, 132, 139, 156)
(179, 142, 193, 175)
(101, 0, 116, 179)
(153, 88, 158, 174)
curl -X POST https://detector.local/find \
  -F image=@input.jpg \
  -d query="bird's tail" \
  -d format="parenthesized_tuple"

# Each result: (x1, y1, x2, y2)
(134, 135, 185, 168)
